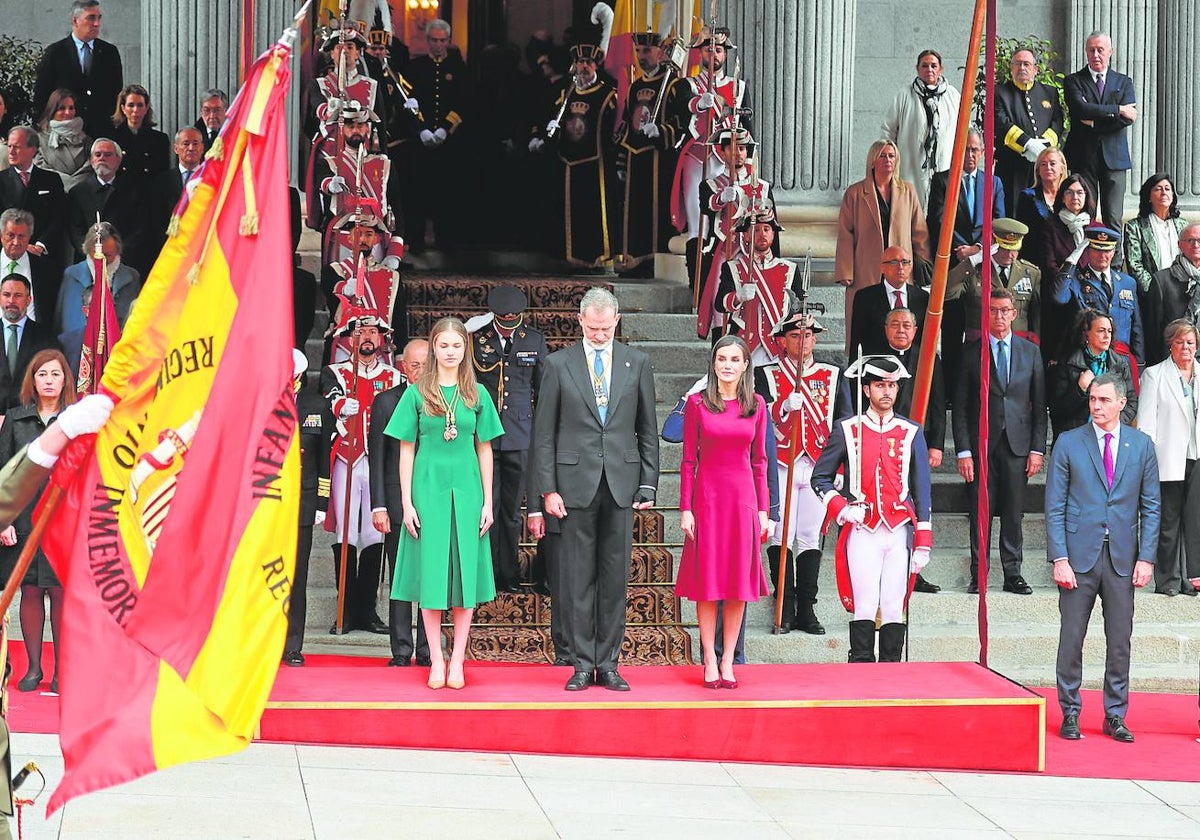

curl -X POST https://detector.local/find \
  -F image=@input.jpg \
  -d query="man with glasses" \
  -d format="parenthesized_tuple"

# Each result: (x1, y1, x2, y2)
(926, 129, 1006, 267)
(1143, 224, 1200, 365)
(994, 49, 1064, 216)
(952, 287, 1046, 595)
(194, 89, 228, 153)
(1053, 224, 1144, 366)
(848, 246, 930, 358)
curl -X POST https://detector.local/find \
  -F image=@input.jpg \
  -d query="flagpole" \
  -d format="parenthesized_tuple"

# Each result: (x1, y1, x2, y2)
(333, 324, 363, 635)
(0, 487, 63, 619)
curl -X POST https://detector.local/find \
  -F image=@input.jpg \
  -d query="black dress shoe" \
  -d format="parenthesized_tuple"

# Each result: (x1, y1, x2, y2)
(1003, 576, 1033, 595)
(1103, 715, 1134, 742)
(553, 657, 572, 667)
(415, 655, 433, 667)
(967, 581, 979, 595)
(795, 610, 826, 636)
(282, 650, 305, 667)
(1059, 714, 1080, 740)
(913, 574, 941, 594)
(1160, 588, 1180, 597)
(565, 671, 594, 691)
(16, 671, 42, 692)
(329, 622, 355, 635)
(387, 656, 411, 667)
(596, 670, 630, 691)
(499, 582, 525, 594)
(1183, 588, 1199, 597)
(363, 617, 390, 634)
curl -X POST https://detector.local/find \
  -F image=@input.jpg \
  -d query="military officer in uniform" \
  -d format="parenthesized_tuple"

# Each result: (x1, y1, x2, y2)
(614, 32, 679, 278)
(1052, 224, 1144, 365)
(994, 48, 1064, 217)
(321, 313, 402, 635)
(468, 285, 549, 592)
(756, 314, 852, 634)
(284, 349, 332, 667)
(946, 218, 1042, 344)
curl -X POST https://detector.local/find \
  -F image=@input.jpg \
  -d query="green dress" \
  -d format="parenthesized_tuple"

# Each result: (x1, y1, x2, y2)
(386, 384, 503, 609)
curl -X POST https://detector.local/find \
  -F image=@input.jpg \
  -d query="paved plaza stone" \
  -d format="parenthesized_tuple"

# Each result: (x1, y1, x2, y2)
(7, 733, 1200, 838)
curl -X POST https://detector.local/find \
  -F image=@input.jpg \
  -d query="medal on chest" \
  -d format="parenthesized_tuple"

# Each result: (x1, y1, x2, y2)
(439, 386, 461, 441)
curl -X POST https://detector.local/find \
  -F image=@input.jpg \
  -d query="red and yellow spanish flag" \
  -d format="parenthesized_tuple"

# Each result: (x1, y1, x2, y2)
(39, 32, 301, 814)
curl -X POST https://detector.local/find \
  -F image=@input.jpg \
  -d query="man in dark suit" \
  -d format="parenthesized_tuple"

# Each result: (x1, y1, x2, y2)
(926, 130, 1007, 267)
(0, 128, 68, 271)
(67, 139, 150, 275)
(0, 209, 63, 327)
(33, 0, 124, 142)
(194, 89, 228, 153)
(954, 288, 1047, 595)
(0, 275, 64, 411)
(1048, 373, 1159, 742)
(848, 246, 930, 358)
(994, 48, 1064, 217)
(149, 127, 204, 260)
(368, 339, 431, 667)
(531, 287, 659, 691)
(1062, 32, 1137, 227)
(468, 285, 549, 592)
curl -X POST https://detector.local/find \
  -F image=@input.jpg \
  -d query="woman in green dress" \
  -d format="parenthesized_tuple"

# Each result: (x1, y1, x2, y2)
(387, 317, 503, 690)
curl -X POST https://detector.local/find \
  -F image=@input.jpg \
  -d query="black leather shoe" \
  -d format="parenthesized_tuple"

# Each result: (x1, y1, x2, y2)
(387, 656, 411, 667)
(329, 622, 355, 635)
(500, 583, 525, 594)
(1103, 716, 1134, 742)
(363, 617, 390, 634)
(913, 574, 941, 594)
(282, 650, 305, 667)
(1159, 587, 1180, 597)
(1003, 576, 1033, 595)
(553, 657, 573, 667)
(1059, 714, 1080, 740)
(16, 671, 42, 692)
(795, 608, 826, 636)
(415, 655, 432, 667)
(596, 670, 630, 691)
(967, 580, 979, 595)
(565, 671, 594, 691)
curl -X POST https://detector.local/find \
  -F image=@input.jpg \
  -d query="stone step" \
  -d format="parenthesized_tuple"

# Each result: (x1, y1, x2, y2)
(622, 312, 704, 343)
(641, 340, 712, 374)
(609, 279, 694, 314)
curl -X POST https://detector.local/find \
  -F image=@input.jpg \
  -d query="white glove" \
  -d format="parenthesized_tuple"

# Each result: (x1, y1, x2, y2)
(910, 547, 931, 573)
(324, 97, 345, 117)
(786, 392, 805, 412)
(404, 97, 419, 113)
(419, 129, 436, 147)
(546, 118, 560, 134)
(314, 510, 326, 527)
(836, 504, 866, 527)
(327, 176, 347, 194)
(381, 255, 400, 270)
(968, 243, 997, 268)
(432, 127, 447, 144)
(640, 122, 661, 139)
(1066, 240, 1088, 265)
(698, 92, 716, 110)
(719, 185, 740, 204)
(57, 394, 115, 439)
(1021, 137, 1050, 163)
(528, 137, 545, 153)
(736, 283, 756, 302)
(340, 398, 361, 418)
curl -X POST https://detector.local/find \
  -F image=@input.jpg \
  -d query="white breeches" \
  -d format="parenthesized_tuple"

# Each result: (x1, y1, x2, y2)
(680, 149, 725, 240)
(329, 458, 383, 548)
(847, 523, 910, 622)
(771, 456, 824, 551)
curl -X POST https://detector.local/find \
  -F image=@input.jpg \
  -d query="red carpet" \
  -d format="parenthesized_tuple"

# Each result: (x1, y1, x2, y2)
(8, 647, 1200, 782)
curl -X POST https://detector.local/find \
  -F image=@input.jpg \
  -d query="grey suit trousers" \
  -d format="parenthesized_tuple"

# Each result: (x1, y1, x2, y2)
(1056, 542, 1135, 718)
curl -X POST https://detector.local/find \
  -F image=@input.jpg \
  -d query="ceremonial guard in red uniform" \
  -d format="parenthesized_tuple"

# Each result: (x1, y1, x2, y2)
(321, 313, 403, 634)
(755, 314, 852, 635)
(716, 207, 798, 364)
(666, 27, 752, 283)
(614, 32, 680, 277)
(307, 23, 381, 139)
(696, 128, 773, 337)
(811, 356, 933, 663)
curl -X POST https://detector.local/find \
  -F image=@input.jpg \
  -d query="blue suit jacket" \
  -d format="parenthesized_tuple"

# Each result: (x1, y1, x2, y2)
(1045, 422, 1159, 575)
(1051, 263, 1144, 363)
(1062, 67, 1135, 171)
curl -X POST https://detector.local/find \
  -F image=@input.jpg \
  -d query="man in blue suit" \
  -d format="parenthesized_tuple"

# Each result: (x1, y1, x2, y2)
(1052, 225, 1143, 365)
(926, 129, 1006, 267)
(1062, 31, 1137, 227)
(1046, 373, 1159, 743)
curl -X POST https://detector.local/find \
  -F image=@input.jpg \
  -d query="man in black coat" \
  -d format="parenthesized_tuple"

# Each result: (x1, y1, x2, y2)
(952, 288, 1047, 595)
(0, 209, 62, 326)
(0, 275, 64, 411)
(66, 139, 149, 274)
(368, 339, 431, 667)
(993, 48, 1064, 217)
(848, 246, 930, 358)
(0, 128, 68, 271)
(149, 127, 205, 261)
(1143, 223, 1200, 366)
(33, 0, 124, 142)
(283, 350, 332, 667)
(194, 89, 228, 153)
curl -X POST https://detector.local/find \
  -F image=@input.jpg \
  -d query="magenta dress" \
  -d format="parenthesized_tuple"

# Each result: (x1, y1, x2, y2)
(675, 393, 771, 601)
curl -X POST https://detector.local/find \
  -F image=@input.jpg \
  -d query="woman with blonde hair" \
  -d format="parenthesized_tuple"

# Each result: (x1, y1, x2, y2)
(0, 349, 77, 693)
(387, 317, 503, 690)
(1015, 146, 1068, 271)
(835, 139, 931, 352)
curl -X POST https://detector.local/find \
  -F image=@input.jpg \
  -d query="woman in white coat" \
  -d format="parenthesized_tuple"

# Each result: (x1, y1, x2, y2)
(881, 49, 962, 208)
(1137, 319, 1200, 595)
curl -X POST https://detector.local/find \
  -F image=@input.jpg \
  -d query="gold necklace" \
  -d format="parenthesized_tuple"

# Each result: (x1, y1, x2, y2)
(437, 384, 461, 441)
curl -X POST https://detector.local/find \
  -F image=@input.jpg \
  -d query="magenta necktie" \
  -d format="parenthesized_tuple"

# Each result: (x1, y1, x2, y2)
(1103, 433, 1114, 488)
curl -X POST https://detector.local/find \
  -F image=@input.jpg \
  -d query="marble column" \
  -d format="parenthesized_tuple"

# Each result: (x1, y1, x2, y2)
(142, 1, 302, 179)
(1156, 0, 1200, 207)
(1067, 0, 1158, 210)
(721, 0, 858, 205)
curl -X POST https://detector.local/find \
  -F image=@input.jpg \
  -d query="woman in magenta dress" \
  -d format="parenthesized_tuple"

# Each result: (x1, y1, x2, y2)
(677, 335, 770, 689)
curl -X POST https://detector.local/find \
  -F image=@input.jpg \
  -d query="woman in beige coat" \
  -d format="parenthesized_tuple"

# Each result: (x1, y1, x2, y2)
(835, 139, 931, 353)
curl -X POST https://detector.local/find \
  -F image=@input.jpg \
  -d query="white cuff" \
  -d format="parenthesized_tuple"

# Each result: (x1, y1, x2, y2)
(26, 439, 58, 469)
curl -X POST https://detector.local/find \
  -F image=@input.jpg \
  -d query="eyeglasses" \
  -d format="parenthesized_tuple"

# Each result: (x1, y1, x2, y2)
(1063, 188, 1087, 197)
(989, 307, 1016, 315)
(882, 259, 912, 267)
(1181, 238, 1200, 246)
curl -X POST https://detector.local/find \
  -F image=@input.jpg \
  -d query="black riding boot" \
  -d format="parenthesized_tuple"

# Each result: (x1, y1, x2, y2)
(877, 622, 907, 662)
(847, 619, 877, 663)
(793, 549, 825, 634)
(766, 545, 796, 632)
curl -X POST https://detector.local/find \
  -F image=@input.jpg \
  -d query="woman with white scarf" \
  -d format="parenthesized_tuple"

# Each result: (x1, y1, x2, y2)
(881, 49, 961, 207)
(35, 88, 92, 191)
(1040, 173, 1097, 358)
